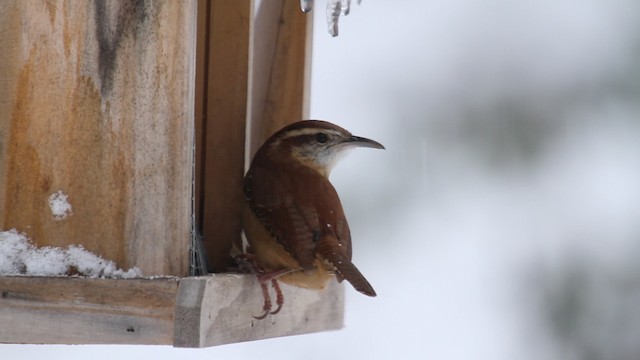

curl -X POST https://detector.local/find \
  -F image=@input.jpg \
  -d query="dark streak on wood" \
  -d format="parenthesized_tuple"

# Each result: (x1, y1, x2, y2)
(94, 0, 151, 96)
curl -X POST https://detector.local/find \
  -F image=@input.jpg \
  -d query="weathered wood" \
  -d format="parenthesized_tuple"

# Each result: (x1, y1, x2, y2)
(0, 275, 344, 347)
(200, 0, 251, 272)
(0, 277, 179, 345)
(174, 274, 344, 347)
(248, 0, 313, 157)
(0, 1, 196, 276)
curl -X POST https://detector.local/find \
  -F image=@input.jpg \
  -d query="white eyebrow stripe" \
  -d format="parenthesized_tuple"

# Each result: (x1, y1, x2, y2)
(278, 128, 343, 140)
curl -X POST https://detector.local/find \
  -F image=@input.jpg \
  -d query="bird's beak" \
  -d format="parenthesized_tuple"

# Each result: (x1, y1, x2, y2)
(347, 135, 386, 150)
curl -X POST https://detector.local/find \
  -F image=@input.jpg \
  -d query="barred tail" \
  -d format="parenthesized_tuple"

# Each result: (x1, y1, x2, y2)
(317, 238, 377, 297)
(335, 259, 377, 297)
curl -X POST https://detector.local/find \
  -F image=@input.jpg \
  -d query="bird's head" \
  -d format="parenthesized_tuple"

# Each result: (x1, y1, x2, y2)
(262, 120, 385, 177)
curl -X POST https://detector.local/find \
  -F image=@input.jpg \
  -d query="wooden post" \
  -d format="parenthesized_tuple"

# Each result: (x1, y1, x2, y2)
(0, 1, 196, 276)
(248, 0, 313, 157)
(197, 0, 313, 272)
(198, 0, 251, 272)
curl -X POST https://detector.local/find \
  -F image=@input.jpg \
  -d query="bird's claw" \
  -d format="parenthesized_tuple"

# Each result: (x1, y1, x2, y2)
(270, 279, 284, 315)
(236, 254, 289, 319)
(252, 278, 284, 319)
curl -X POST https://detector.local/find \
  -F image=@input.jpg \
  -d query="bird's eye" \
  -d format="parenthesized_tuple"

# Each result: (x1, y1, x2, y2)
(315, 133, 328, 143)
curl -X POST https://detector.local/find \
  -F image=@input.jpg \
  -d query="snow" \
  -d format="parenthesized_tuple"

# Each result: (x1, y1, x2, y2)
(48, 190, 73, 220)
(0, 229, 142, 278)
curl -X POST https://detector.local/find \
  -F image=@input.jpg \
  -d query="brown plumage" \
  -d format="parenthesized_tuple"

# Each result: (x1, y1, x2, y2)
(241, 120, 383, 318)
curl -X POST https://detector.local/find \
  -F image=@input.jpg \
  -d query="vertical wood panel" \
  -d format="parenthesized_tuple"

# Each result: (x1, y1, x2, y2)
(199, 0, 313, 272)
(201, 0, 251, 272)
(248, 0, 313, 157)
(0, 1, 196, 276)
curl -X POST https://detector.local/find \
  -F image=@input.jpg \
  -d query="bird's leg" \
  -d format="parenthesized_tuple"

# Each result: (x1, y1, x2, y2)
(234, 254, 272, 318)
(234, 254, 300, 319)
(254, 268, 299, 318)
(270, 278, 284, 315)
(254, 279, 273, 320)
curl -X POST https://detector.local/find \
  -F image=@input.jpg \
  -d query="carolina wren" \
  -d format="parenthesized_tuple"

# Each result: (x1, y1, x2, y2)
(241, 120, 384, 319)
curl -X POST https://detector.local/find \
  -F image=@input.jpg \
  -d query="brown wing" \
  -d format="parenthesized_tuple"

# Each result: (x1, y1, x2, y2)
(245, 164, 376, 297)
(245, 164, 320, 269)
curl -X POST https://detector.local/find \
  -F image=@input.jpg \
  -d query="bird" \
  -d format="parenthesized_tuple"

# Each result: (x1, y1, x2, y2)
(240, 120, 384, 319)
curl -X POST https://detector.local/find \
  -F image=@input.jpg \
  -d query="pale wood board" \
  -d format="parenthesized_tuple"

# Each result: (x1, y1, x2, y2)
(0, 277, 179, 345)
(0, 0, 196, 276)
(174, 274, 344, 347)
(0, 275, 344, 347)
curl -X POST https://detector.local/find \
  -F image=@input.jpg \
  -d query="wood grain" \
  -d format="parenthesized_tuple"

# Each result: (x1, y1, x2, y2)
(0, 277, 179, 345)
(248, 0, 313, 157)
(174, 274, 344, 347)
(0, 275, 344, 347)
(200, 0, 251, 272)
(0, 1, 196, 276)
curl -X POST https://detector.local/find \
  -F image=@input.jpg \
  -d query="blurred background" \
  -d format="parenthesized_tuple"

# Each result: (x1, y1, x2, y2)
(6, 0, 640, 359)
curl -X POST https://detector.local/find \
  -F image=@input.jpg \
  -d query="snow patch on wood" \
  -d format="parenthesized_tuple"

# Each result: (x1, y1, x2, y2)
(48, 190, 73, 221)
(0, 229, 141, 278)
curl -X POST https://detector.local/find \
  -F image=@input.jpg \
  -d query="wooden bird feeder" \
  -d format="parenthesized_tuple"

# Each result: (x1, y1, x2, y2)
(0, 0, 344, 347)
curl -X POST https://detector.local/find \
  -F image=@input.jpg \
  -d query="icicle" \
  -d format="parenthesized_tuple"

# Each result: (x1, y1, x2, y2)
(300, 0, 313, 13)
(326, 0, 342, 37)
(301, 0, 362, 37)
(340, 0, 351, 16)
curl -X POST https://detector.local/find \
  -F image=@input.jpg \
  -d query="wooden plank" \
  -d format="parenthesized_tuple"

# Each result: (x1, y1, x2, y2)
(0, 1, 196, 276)
(248, 0, 313, 157)
(201, 0, 251, 272)
(0, 277, 179, 345)
(0, 275, 344, 347)
(199, 0, 313, 270)
(174, 274, 344, 347)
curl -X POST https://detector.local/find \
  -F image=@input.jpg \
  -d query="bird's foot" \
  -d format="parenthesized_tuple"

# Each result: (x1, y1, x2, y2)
(252, 278, 285, 319)
(234, 254, 294, 319)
